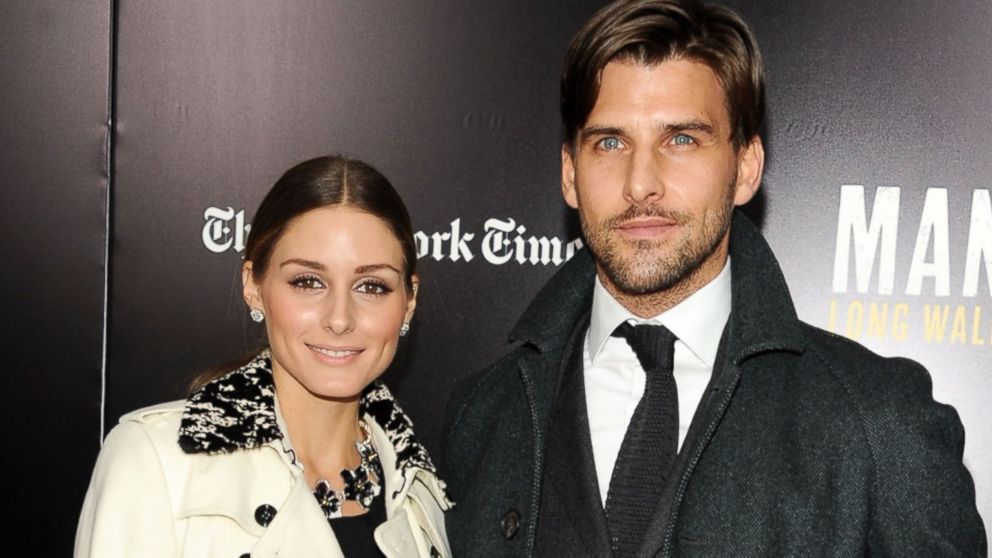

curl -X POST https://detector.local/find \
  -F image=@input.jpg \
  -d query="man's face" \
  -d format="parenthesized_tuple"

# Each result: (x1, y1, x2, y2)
(562, 59, 763, 314)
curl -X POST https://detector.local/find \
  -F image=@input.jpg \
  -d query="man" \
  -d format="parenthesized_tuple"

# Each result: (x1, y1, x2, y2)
(442, 0, 986, 556)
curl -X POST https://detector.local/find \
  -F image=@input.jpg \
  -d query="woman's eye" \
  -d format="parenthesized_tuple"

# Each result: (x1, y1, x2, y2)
(672, 134, 695, 146)
(355, 280, 393, 296)
(290, 275, 324, 290)
(598, 137, 623, 151)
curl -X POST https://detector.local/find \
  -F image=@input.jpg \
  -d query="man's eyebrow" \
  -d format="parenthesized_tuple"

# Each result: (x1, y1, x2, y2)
(580, 120, 717, 139)
(662, 120, 717, 135)
(280, 258, 325, 270)
(580, 125, 626, 139)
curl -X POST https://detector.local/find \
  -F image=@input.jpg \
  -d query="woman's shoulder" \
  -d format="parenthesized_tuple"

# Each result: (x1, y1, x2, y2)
(101, 400, 187, 461)
(361, 383, 452, 510)
(118, 399, 186, 424)
(115, 399, 185, 433)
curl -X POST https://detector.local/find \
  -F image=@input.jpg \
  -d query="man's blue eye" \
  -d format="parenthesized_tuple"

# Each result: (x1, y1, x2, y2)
(673, 134, 694, 145)
(601, 137, 621, 150)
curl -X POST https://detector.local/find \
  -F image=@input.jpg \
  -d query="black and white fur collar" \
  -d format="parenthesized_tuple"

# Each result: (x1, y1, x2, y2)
(177, 350, 437, 477)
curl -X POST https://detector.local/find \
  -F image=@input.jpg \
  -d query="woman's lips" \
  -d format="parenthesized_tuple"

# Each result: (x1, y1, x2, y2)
(307, 343, 363, 364)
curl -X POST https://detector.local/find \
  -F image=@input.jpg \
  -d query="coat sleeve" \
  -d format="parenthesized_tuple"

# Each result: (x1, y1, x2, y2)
(75, 420, 180, 558)
(865, 358, 987, 556)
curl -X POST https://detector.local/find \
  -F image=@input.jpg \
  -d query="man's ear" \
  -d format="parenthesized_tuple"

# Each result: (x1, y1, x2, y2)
(242, 261, 262, 310)
(733, 136, 765, 206)
(562, 145, 579, 209)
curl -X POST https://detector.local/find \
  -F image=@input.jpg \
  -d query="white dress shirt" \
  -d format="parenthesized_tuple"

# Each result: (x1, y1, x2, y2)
(583, 259, 732, 505)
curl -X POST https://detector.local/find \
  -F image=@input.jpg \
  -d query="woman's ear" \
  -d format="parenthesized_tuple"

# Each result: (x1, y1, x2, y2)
(404, 275, 419, 324)
(242, 261, 262, 310)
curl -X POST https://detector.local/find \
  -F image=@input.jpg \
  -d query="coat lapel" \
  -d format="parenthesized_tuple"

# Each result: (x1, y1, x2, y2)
(173, 440, 342, 558)
(176, 445, 294, 537)
(370, 417, 453, 558)
(250, 473, 344, 558)
(505, 249, 598, 556)
(636, 214, 808, 557)
(537, 311, 613, 557)
(636, 326, 742, 557)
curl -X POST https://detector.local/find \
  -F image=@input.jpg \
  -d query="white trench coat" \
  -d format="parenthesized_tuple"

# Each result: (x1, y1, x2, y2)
(75, 353, 452, 558)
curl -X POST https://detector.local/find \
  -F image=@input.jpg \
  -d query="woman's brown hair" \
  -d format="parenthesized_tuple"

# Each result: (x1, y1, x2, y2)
(189, 155, 416, 392)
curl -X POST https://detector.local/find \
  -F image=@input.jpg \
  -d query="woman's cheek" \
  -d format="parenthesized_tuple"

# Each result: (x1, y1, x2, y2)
(266, 294, 320, 335)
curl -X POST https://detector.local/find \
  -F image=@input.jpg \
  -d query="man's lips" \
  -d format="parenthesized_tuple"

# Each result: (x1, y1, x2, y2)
(614, 217, 677, 239)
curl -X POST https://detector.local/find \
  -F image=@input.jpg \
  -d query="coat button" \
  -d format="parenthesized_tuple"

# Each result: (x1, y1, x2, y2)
(430, 545, 441, 557)
(254, 504, 277, 527)
(239, 554, 250, 558)
(501, 509, 520, 539)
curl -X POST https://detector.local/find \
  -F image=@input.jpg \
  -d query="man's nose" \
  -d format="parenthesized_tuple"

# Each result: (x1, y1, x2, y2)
(624, 148, 665, 204)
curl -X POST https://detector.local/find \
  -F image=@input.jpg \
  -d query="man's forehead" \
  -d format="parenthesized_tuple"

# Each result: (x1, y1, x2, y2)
(583, 59, 730, 132)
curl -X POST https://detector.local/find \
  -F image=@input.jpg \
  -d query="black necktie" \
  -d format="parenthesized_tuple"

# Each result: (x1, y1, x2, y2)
(604, 322, 679, 558)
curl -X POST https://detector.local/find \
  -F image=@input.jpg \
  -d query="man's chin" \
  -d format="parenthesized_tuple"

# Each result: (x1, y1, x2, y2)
(603, 265, 681, 296)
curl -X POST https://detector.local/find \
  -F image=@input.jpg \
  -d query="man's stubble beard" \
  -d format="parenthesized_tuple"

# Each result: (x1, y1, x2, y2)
(578, 181, 736, 299)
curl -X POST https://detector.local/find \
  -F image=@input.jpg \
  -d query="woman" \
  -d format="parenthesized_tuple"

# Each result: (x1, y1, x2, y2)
(76, 156, 452, 558)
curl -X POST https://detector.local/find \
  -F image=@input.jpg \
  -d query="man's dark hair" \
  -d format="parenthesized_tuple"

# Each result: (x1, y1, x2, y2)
(561, 0, 765, 150)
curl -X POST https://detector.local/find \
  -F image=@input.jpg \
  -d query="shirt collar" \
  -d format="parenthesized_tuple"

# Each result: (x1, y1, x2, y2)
(587, 257, 732, 368)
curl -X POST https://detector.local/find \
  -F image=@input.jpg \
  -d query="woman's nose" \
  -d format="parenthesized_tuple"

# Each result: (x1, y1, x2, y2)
(322, 293, 355, 335)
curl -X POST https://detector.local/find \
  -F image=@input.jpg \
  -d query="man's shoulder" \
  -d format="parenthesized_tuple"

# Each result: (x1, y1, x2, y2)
(794, 322, 944, 420)
(799, 322, 931, 382)
(446, 343, 534, 427)
(791, 322, 981, 554)
(440, 341, 548, 497)
(442, 251, 595, 453)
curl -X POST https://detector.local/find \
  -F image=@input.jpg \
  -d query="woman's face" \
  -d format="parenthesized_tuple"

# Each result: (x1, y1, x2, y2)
(243, 205, 416, 401)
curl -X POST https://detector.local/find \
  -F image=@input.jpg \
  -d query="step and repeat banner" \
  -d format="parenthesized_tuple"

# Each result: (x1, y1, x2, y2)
(5, 0, 990, 553)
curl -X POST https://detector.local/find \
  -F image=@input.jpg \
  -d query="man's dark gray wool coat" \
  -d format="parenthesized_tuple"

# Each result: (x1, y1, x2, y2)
(441, 212, 986, 557)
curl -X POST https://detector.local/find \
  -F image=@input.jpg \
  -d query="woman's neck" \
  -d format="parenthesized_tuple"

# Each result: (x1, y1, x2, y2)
(271, 364, 364, 484)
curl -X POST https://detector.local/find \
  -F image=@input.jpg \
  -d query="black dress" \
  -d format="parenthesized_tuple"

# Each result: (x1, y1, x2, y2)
(328, 489, 387, 558)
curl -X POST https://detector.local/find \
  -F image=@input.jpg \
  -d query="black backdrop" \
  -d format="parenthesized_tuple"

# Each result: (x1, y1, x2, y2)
(2, 1, 989, 554)
(1, 1, 110, 552)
